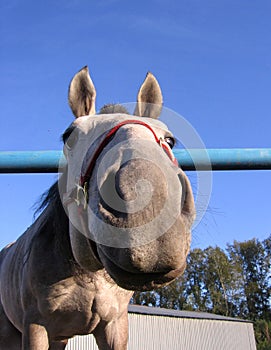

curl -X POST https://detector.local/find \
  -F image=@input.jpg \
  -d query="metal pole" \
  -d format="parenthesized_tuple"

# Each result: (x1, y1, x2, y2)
(174, 148, 271, 171)
(0, 151, 64, 173)
(0, 149, 271, 173)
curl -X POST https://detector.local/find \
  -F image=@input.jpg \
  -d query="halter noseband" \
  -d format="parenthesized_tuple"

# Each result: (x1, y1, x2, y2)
(64, 119, 178, 210)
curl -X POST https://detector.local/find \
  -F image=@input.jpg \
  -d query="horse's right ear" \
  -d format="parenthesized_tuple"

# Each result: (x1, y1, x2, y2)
(68, 66, 96, 118)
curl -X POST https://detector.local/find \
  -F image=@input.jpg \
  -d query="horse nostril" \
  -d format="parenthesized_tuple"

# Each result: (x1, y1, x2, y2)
(99, 170, 128, 213)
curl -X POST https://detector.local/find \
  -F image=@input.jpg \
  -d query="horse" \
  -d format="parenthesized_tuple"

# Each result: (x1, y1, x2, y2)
(0, 66, 195, 350)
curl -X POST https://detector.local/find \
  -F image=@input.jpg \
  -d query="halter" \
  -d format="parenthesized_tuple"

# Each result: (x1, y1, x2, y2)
(64, 119, 178, 211)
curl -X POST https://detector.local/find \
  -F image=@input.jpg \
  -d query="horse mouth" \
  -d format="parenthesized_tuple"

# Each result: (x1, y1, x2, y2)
(96, 246, 186, 291)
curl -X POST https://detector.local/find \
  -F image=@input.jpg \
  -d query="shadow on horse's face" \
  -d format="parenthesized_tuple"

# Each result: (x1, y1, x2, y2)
(62, 67, 196, 291)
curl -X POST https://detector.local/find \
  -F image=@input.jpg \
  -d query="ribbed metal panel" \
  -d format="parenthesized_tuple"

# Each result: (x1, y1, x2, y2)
(66, 334, 98, 350)
(66, 308, 256, 350)
(128, 314, 256, 350)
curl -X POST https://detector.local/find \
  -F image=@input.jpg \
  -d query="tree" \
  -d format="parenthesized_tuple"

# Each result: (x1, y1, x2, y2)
(182, 248, 209, 311)
(227, 238, 271, 320)
(254, 319, 271, 350)
(203, 246, 240, 316)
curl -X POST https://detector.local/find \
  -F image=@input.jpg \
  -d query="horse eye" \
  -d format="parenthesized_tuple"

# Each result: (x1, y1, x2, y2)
(65, 130, 78, 150)
(165, 137, 175, 149)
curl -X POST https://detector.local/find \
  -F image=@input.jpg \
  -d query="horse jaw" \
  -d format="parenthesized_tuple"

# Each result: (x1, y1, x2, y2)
(69, 225, 103, 272)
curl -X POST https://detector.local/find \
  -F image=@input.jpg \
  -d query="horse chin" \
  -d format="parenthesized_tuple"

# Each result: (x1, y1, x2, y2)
(96, 246, 186, 291)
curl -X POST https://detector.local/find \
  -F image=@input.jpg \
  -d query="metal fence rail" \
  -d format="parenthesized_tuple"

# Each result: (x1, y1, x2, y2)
(0, 149, 271, 173)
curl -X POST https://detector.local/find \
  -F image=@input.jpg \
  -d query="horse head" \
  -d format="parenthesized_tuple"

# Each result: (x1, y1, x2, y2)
(61, 66, 195, 291)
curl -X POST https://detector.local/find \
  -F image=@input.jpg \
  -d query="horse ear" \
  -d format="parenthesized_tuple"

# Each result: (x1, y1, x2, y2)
(68, 66, 96, 118)
(134, 72, 163, 119)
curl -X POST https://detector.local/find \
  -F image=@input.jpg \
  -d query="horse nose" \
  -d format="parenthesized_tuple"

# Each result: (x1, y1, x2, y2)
(96, 156, 186, 251)
(117, 159, 167, 215)
(98, 158, 168, 221)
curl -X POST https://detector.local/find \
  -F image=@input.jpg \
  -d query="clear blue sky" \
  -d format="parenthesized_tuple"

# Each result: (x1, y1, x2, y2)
(0, 0, 270, 249)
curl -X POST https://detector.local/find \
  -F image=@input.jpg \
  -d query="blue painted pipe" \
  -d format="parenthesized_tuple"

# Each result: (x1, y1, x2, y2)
(0, 149, 271, 173)
(0, 151, 65, 173)
(174, 148, 271, 171)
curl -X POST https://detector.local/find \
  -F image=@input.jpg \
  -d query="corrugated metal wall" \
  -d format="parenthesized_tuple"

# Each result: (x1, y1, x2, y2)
(66, 311, 256, 350)
(67, 334, 98, 350)
(128, 313, 256, 350)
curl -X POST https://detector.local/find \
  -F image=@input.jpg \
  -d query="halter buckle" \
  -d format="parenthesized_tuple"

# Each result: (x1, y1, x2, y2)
(75, 182, 88, 210)
(63, 182, 88, 210)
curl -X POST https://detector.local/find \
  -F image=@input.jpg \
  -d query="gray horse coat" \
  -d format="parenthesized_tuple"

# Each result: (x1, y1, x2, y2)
(0, 67, 195, 350)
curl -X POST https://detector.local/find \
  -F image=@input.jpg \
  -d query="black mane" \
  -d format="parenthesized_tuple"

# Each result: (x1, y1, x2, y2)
(35, 172, 69, 241)
(36, 180, 61, 214)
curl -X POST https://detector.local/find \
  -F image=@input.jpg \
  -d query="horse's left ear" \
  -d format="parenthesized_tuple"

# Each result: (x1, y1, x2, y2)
(68, 66, 96, 118)
(134, 72, 163, 119)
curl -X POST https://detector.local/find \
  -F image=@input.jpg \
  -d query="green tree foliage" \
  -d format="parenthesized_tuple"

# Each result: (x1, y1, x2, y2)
(254, 319, 271, 350)
(227, 238, 271, 320)
(203, 246, 239, 316)
(130, 234, 271, 349)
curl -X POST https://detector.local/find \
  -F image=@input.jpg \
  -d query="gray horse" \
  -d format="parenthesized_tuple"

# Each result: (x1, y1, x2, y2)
(0, 67, 195, 349)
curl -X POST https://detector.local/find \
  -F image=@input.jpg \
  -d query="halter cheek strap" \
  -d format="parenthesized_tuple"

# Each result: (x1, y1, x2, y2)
(64, 119, 178, 210)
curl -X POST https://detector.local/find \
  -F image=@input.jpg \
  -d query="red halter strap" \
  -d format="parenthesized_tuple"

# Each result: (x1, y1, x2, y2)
(80, 119, 177, 187)
(63, 119, 178, 211)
